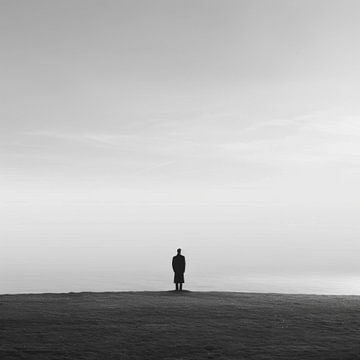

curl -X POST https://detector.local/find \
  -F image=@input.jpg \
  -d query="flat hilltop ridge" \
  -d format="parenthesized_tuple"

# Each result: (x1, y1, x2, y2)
(1, 291, 359, 359)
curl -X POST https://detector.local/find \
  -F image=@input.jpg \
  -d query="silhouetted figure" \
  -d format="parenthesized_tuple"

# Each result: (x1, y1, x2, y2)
(172, 248, 185, 291)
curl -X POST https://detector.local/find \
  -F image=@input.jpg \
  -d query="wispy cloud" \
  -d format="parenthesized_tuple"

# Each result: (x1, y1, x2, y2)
(217, 110, 360, 165)
(1, 109, 359, 187)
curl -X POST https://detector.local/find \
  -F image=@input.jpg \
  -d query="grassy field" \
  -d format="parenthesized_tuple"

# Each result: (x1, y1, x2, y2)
(1, 291, 360, 359)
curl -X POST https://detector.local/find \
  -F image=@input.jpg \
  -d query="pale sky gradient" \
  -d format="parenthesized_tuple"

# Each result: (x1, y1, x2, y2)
(1, 0, 360, 293)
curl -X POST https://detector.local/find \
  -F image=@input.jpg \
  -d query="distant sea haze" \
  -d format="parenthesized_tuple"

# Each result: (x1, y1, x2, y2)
(2, 270, 360, 295)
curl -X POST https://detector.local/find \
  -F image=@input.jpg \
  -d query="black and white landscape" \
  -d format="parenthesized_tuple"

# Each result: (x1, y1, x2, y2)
(1, 1, 360, 359)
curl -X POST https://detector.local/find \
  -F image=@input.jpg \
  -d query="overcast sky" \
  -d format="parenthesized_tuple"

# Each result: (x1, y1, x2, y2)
(1, 0, 360, 293)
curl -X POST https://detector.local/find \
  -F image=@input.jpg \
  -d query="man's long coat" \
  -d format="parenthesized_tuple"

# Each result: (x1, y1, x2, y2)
(172, 254, 185, 283)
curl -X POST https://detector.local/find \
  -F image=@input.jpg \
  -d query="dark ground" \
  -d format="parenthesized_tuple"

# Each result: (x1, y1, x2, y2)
(1, 291, 360, 359)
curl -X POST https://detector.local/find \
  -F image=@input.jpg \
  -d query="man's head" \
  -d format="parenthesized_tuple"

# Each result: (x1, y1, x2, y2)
(177, 248, 181, 254)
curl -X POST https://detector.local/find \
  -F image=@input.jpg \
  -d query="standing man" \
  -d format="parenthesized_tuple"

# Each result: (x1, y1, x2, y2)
(172, 248, 186, 291)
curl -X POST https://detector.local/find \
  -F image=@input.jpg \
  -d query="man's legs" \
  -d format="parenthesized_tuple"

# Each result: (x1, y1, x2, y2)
(175, 283, 179, 291)
(179, 283, 183, 291)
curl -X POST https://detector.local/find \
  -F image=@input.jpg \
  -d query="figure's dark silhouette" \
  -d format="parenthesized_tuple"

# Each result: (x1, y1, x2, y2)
(172, 248, 185, 291)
